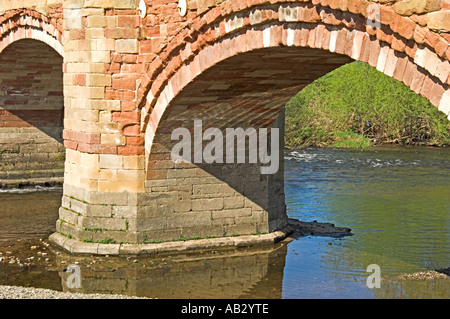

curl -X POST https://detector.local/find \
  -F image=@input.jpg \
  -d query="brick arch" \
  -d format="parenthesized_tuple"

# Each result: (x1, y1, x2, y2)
(0, 9, 63, 56)
(139, 0, 450, 146)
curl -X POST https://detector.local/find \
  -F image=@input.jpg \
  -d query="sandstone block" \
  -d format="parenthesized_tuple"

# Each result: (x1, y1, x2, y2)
(394, 0, 441, 16)
(192, 198, 224, 211)
(427, 10, 450, 32)
(115, 39, 139, 54)
(84, 0, 114, 8)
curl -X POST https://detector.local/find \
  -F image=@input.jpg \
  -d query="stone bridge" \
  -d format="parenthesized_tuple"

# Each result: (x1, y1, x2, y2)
(0, 0, 449, 255)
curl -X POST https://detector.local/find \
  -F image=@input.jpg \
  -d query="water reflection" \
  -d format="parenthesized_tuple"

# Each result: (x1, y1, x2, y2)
(283, 146, 449, 298)
(0, 189, 61, 242)
(56, 244, 287, 299)
(0, 187, 289, 299)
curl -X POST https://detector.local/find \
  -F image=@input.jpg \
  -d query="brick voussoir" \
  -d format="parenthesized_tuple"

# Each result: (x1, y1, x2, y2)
(0, 8, 63, 37)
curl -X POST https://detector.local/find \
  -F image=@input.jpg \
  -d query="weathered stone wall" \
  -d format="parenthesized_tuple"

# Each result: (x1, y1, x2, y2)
(0, 1, 64, 187)
(0, 39, 64, 186)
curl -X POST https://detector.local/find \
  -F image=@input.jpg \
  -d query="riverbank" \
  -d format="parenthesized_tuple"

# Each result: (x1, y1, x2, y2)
(382, 269, 450, 282)
(285, 61, 450, 150)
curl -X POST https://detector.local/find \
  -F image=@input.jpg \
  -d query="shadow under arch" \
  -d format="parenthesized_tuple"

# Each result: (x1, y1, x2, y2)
(0, 38, 64, 187)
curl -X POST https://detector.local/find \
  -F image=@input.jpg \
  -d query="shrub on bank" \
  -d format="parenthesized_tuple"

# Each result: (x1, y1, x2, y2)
(285, 61, 450, 149)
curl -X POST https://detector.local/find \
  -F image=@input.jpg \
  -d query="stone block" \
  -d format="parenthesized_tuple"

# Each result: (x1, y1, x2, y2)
(191, 198, 224, 211)
(86, 191, 129, 205)
(97, 243, 120, 255)
(78, 216, 127, 231)
(394, 0, 441, 16)
(180, 226, 225, 239)
(223, 197, 244, 209)
(115, 39, 139, 53)
(59, 207, 80, 226)
(427, 11, 450, 32)
(84, 0, 114, 8)
(166, 211, 212, 228)
(71, 241, 100, 255)
(136, 217, 167, 232)
(113, 0, 135, 9)
(212, 208, 252, 219)
(224, 224, 257, 237)
(85, 204, 113, 218)
(141, 229, 183, 242)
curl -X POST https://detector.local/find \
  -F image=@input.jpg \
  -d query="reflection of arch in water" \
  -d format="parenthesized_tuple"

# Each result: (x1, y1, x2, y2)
(58, 243, 288, 299)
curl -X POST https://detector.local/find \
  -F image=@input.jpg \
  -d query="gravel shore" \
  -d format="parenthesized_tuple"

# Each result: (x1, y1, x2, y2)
(0, 285, 147, 299)
(382, 270, 450, 281)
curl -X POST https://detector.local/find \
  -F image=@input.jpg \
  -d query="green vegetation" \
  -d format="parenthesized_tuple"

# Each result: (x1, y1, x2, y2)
(81, 237, 116, 244)
(53, 154, 65, 162)
(58, 231, 72, 239)
(332, 131, 371, 149)
(68, 196, 89, 205)
(99, 237, 116, 244)
(285, 61, 450, 149)
(145, 240, 162, 244)
(177, 236, 204, 241)
(83, 227, 103, 232)
(251, 232, 269, 236)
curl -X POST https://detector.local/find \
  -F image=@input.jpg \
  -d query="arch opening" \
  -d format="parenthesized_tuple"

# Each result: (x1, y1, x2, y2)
(0, 39, 64, 188)
(141, 46, 352, 242)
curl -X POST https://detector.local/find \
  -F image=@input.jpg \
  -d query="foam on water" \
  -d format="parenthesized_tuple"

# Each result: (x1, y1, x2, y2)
(0, 185, 62, 194)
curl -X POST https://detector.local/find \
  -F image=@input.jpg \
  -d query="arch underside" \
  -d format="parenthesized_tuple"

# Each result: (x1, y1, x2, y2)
(141, 2, 450, 139)
(155, 47, 351, 132)
(0, 10, 64, 186)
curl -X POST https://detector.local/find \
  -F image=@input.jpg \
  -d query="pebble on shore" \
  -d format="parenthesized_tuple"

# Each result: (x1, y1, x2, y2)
(0, 285, 148, 299)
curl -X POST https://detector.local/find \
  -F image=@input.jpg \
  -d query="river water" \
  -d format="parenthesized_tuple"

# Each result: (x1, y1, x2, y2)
(0, 146, 448, 298)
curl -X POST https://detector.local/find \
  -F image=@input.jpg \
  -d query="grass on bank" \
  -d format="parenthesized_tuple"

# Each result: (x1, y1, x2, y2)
(285, 61, 450, 149)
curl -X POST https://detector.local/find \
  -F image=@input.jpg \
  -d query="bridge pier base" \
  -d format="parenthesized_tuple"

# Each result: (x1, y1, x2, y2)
(50, 111, 289, 255)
